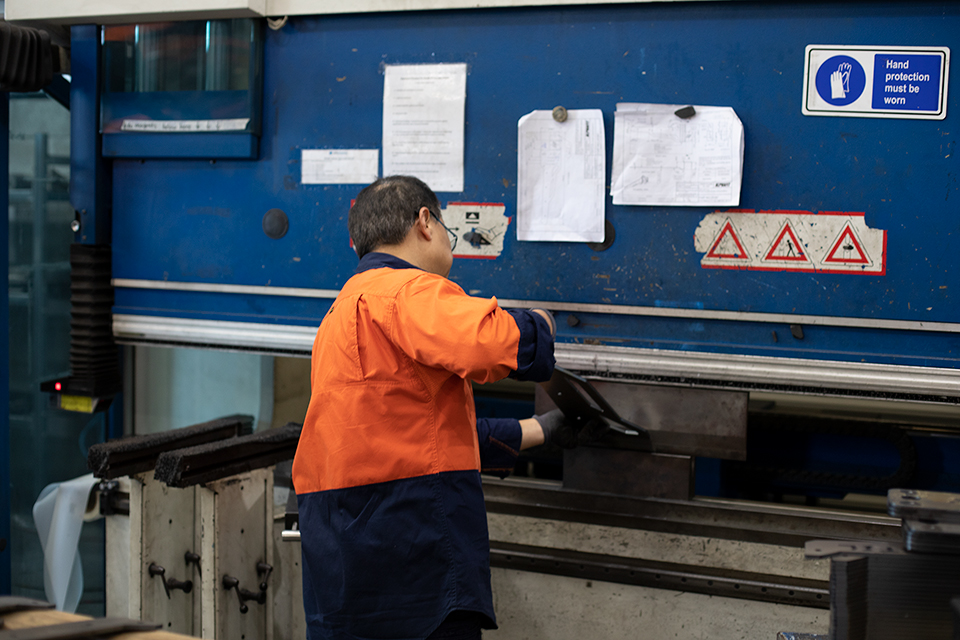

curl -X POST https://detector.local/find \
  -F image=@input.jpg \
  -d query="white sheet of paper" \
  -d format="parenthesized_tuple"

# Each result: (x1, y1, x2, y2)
(517, 109, 606, 242)
(301, 149, 379, 185)
(382, 63, 466, 192)
(611, 103, 743, 206)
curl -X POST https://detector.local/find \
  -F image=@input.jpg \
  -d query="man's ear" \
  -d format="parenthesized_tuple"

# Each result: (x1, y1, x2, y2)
(414, 206, 433, 241)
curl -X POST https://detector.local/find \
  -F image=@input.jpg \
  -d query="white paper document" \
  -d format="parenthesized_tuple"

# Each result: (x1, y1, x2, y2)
(301, 149, 380, 185)
(611, 103, 743, 206)
(517, 109, 606, 242)
(382, 63, 466, 192)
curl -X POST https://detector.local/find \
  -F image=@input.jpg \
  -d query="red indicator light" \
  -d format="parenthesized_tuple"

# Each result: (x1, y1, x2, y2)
(54, 382, 62, 391)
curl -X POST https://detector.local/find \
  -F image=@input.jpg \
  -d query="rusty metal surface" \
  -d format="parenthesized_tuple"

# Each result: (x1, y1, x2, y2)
(563, 447, 693, 500)
(482, 478, 900, 548)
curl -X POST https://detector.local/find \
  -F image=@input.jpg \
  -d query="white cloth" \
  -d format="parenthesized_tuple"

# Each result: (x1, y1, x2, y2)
(32, 473, 102, 611)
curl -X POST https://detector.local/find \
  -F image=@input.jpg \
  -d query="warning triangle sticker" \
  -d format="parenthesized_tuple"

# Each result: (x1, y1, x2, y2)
(706, 219, 749, 260)
(823, 223, 872, 266)
(762, 220, 809, 262)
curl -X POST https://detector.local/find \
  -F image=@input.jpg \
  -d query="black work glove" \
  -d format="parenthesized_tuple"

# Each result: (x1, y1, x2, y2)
(532, 409, 579, 449)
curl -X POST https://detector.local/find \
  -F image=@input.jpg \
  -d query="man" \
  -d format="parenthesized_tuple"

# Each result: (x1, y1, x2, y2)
(292, 175, 562, 640)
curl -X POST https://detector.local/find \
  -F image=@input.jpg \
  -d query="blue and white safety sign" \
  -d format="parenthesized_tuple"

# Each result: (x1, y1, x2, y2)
(803, 45, 950, 120)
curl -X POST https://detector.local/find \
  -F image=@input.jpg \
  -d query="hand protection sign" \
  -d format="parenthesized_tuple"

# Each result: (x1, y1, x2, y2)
(803, 45, 949, 119)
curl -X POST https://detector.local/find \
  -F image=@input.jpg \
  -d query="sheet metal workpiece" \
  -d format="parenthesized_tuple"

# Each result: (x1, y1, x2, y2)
(535, 371, 746, 499)
(587, 378, 747, 460)
(887, 488, 960, 524)
(534, 376, 747, 460)
(806, 539, 960, 639)
(902, 518, 960, 555)
(888, 488, 960, 554)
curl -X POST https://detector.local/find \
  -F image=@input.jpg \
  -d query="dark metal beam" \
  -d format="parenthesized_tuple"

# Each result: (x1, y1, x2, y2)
(482, 478, 900, 548)
(490, 541, 830, 609)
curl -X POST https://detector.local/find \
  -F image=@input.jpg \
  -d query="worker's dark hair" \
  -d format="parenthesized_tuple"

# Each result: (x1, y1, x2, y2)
(349, 175, 441, 259)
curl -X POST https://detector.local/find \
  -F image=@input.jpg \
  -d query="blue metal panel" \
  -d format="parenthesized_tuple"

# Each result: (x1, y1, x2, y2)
(111, 2, 960, 367)
(71, 25, 110, 245)
(0, 92, 11, 595)
(102, 132, 258, 158)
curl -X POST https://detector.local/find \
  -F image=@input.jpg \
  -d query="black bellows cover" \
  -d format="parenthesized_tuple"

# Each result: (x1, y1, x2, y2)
(0, 22, 55, 92)
(69, 244, 121, 396)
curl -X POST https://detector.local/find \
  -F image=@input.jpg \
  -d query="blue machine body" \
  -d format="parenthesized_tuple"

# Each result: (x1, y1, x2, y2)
(109, 2, 959, 371)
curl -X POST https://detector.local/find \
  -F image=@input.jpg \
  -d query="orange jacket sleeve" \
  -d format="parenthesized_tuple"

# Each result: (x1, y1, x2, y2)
(390, 273, 521, 384)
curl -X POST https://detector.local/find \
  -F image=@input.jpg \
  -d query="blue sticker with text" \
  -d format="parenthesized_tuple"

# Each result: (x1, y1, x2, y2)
(871, 54, 943, 111)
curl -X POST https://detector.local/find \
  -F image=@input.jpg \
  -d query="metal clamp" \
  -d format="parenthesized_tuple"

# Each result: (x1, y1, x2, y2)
(222, 575, 266, 614)
(148, 563, 193, 599)
(185, 551, 202, 578)
(256, 562, 273, 592)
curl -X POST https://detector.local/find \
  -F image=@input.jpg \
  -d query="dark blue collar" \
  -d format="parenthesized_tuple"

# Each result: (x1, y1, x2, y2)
(356, 252, 420, 274)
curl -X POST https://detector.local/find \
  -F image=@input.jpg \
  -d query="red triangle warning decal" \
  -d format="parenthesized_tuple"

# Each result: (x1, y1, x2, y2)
(706, 219, 749, 260)
(823, 223, 871, 265)
(763, 220, 808, 262)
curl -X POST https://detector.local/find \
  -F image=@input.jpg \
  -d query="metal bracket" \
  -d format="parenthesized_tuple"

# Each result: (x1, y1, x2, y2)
(97, 480, 129, 516)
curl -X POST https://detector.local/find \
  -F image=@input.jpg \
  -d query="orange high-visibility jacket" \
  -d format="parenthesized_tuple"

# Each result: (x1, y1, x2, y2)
(292, 252, 555, 640)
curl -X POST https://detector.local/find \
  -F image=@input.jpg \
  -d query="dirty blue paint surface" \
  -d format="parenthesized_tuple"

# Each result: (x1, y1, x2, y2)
(110, 2, 959, 368)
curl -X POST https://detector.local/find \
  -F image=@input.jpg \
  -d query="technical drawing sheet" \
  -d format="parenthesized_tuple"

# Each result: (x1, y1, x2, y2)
(611, 103, 743, 206)
(517, 109, 606, 242)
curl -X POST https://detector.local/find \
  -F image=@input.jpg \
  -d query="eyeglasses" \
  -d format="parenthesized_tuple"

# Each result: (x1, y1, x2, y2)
(430, 211, 458, 252)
